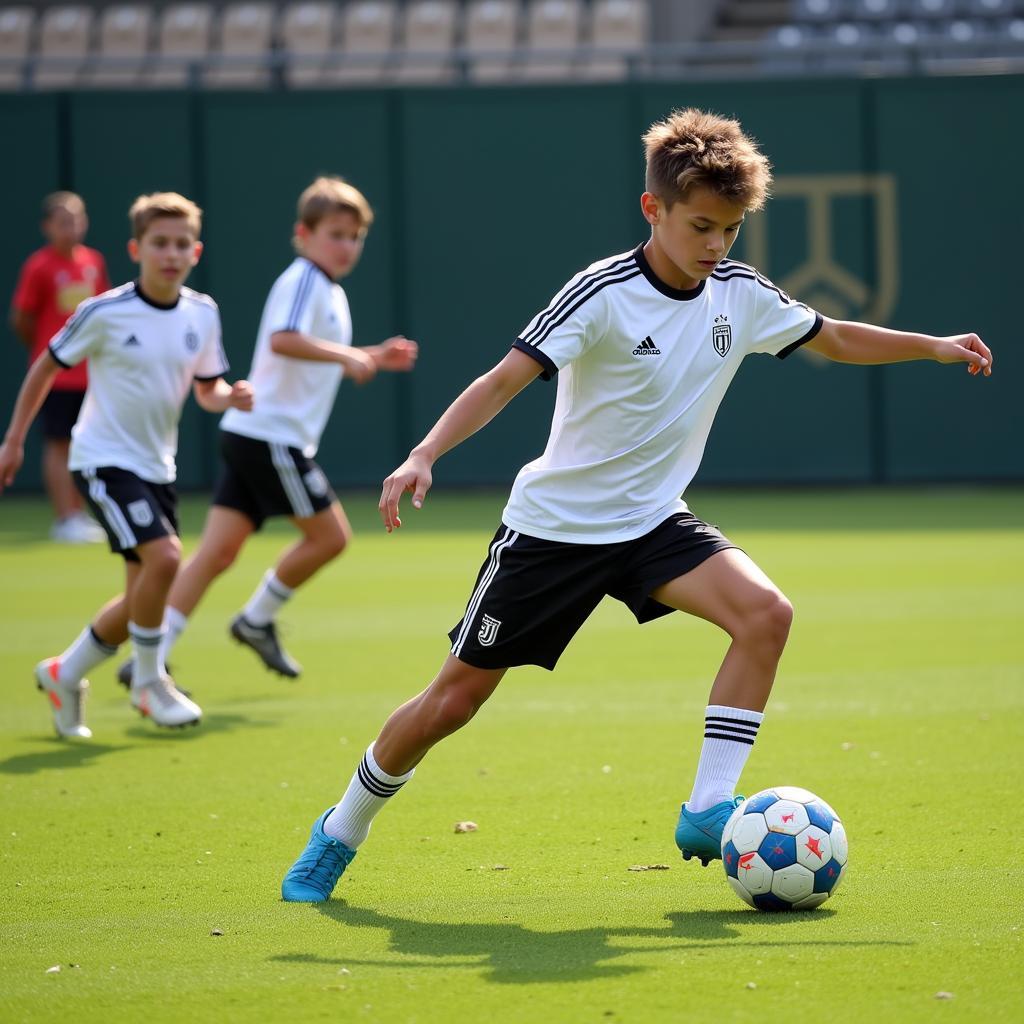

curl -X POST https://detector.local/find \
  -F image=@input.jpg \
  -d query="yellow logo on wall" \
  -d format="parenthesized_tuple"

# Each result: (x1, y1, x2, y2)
(742, 174, 899, 325)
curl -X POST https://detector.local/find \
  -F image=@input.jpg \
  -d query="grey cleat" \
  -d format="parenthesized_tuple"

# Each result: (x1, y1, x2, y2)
(229, 614, 301, 678)
(116, 658, 191, 698)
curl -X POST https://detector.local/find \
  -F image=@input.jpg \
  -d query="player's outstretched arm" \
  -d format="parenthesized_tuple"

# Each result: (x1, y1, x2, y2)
(379, 348, 542, 532)
(806, 318, 993, 376)
(193, 377, 254, 413)
(270, 331, 377, 384)
(0, 351, 62, 492)
(363, 336, 419, 373)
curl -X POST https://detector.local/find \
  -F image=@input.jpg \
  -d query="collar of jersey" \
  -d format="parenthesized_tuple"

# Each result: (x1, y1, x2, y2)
(299, 256, 334, 282)
(134, 281, 179, 310)
(633, 244, 706, 301)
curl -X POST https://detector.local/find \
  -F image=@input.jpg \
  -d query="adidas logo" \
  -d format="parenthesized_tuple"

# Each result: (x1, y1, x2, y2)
(123, 334, 141, 347)
(632, 336, 661, 356)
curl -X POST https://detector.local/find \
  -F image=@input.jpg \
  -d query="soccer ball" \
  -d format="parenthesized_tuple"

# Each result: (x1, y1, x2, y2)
(721, 786, 848, 911)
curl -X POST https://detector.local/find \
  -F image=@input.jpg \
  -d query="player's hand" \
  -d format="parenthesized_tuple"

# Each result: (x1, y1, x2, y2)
(228, 379, 254, 411)
(379, 453, 433, 533)
(374, 336, 419, 372)
(0, 439, 25, 493)
(340, 347, 378, 385)
(934, 333, 993, 377)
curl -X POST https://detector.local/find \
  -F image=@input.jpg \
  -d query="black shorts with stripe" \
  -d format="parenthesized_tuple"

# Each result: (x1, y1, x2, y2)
(212, 429, 335, 529)
(448, 513, 738, 671)
(72, 466, 178, 562)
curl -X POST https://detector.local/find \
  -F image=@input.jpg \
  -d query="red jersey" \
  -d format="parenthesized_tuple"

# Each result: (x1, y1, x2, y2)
(12, 244, 110, 391)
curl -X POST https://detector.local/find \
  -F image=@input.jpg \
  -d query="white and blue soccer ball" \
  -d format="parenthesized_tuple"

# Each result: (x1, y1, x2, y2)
(721, 786, 848, 911)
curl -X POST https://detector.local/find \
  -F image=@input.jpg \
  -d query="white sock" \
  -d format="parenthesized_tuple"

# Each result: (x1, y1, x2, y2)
(242, 570, 293, 627)
(323, 744, 415, 849)
(129, 621, 165, 688)
(159, 606, 188, 666)
(687, 704, 764, 813)
(57, 626, 118, 685)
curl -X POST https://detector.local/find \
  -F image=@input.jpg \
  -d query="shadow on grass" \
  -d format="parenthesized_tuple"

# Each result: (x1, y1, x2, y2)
(122, 710, 274, 741)
(269, 903, 912, 985)
(0, 738, 136, 775)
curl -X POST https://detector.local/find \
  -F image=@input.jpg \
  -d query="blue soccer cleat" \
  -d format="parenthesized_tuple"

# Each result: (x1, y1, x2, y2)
(281, 808, 357, 902)
(675, 796, 744, 867)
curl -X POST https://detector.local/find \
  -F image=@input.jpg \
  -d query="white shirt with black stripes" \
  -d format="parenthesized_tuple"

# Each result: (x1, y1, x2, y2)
(49, 282, 228, 484)
(503, 246, 822, 544)
(220, 257, 352, 457)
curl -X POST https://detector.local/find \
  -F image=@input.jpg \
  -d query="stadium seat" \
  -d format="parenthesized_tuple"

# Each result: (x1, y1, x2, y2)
(907, 0, 956, 16)
(205, 2, 276, 88)
(578, 0, 648, 81)
(85, 5, 152, 87)
(35, 5, 94, 89)
(396, 0, 458, 83)
(963, 0, 1013, 15)
(0, 6, 33, 90)
(464, 0, 520, 82)
(791, 0, 849, 22)
(849, 0, 905, 19)
(148, 4, 213, 87)
(518, 0, 584, 82)
(281, 2, 338, 88)
(759, 23, 818, 74)
(331, 1, 396, 84)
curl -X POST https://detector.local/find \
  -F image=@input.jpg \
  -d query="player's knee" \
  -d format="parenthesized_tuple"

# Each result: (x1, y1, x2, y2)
(207, 540, 241, 575)
(754, 591, 793, 653)
(323, 525, 348, 560)
(428, 685, 484, 737)
(141, 537, 182, 581)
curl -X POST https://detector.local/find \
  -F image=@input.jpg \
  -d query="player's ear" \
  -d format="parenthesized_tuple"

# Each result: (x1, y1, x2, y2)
(641, 192, 660, 226)
(191, 240, 204, 266)
(127, 238, 140, 264)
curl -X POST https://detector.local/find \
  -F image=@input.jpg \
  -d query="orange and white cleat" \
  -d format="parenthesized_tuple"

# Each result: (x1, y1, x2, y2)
(130, 674, 202, 729)
(34, 659, 92, 739)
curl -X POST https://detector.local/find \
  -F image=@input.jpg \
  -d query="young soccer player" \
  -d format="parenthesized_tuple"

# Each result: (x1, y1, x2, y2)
(281, 109, 993, 901)
(10, 192, 110, 544)
(0, 192, 253, 737)
(115, 176, 416, 686)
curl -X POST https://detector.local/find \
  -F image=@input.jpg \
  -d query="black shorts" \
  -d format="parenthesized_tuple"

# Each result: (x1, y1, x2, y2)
(40, 389, 85, 441)
(212, 430, 335, 529)
(448, 512, 738, 671)
(72, 466, 179, 562)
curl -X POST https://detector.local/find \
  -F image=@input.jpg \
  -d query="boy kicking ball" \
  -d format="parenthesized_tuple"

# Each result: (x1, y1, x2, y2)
(115, 177, 417, 688)
(0, 193, 252, 737)
(281, 109, 993, 900)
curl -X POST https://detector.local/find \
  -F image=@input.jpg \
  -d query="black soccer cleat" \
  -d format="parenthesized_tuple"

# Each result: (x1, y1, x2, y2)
(229, 614, 301, 678)
(115, 658, 192, 699)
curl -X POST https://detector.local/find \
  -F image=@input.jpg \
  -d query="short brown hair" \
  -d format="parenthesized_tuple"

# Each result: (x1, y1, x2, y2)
(42, 191, 85, 219)
(297, 176, 374, 233)
(129, 192, 203, 240)
(643, 109, 772, 211)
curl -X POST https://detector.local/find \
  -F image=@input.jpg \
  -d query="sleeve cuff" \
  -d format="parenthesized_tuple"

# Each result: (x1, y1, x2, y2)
(776, 311, 823, 360)
(194, 363, 229, 382)
(48, 343, 72, 369)
(512, 338, 558, 381)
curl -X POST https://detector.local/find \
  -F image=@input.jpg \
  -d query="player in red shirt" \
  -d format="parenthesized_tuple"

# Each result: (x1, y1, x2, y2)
(11, 192, 110, 543)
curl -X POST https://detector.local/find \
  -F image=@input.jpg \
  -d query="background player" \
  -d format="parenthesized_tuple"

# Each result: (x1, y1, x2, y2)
(10, 192, 110, 544)
(280, 108, 993, 902)
(0, 192, 252, 738)
(116, 176, 417, 686)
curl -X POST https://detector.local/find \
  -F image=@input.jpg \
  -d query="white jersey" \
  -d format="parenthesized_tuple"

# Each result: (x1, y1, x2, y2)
(502, 245, 822, 543)
(49, 282, 228, 484)
(220, 257, 352, 456)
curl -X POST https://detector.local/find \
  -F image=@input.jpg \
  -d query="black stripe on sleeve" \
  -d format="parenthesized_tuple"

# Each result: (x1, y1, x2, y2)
(283, 265, 316, 332)
(193, 373, 224, 382)
(48, 343, 72, 368)
(512, 339, 559, 381)
(528, 268, 642, 350)
(776, 311, 823, 360)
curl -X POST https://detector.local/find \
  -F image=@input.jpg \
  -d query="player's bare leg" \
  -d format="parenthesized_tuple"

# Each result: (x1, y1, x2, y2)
(127, 535, 201, 728)
(42, 438, 80, 521)
(651, 547, 793, 864)
(231, 503, 350, 678)
(282, 656, 506, 901)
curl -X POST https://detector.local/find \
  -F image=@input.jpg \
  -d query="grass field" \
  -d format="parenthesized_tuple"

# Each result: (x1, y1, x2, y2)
(1, 487, 1021, 1024)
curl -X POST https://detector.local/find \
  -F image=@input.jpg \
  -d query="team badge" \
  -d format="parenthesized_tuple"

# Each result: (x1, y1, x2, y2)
(184, 328, 200, 352)
(478, 614, 502, 647)
(127, 500, 154, 527)
(712, 315, 731, 357)
(303, 468, 329, 498)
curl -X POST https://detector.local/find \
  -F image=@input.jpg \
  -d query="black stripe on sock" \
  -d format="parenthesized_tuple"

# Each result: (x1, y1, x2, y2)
(266, 578, 291, 600)
(357, 757, 404, 798)
(705, 715, 760, 730)
(129, 632, 163, 646)
(704, 731, 756, 745)
(89, 626, 118, 654)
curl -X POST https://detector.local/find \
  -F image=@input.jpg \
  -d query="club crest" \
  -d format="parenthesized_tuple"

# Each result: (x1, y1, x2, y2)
(712, 316, 731, 357)
(127, 499, 154, 527)
(478, 614, 502, 647)
(184, 328, 200, 352)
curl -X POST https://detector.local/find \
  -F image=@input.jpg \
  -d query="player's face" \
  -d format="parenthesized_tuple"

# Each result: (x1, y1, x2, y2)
(300, 211, 366, 279)
(641, 187, 746, 290)
(44, 206, 87, 251)
(129, 218, 202, 295)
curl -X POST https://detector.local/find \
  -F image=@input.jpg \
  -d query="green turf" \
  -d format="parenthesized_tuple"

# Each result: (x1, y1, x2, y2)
(1, 488, 1021, 1023)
